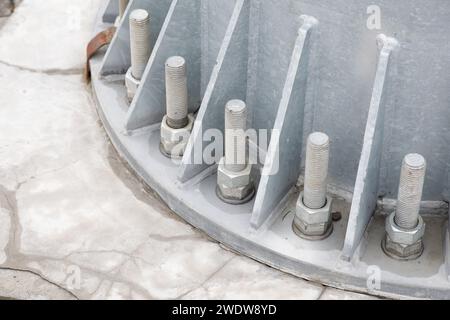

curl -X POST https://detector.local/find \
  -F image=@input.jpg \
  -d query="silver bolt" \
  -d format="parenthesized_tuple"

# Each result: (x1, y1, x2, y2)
(395, 154, 426, 229)
(165, 56, 189, 129)
(129, 9, 151, 81)
(119, 0, 129, 19)
(303, 132, 330, 209)
(224, 100, 248, 173)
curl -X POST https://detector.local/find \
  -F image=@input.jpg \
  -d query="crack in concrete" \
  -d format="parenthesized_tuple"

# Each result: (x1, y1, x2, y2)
(78, 264, 155, 300)
(0, 171, 191, 300)
(58, 241, 156, 299)
(0, 163, 83, 265)
(0, 266, 79, 300)
(0, 182, 83, 300)
(62, 231, 202, 266)
(102, 280, 114, 299)
(3, 251, 155, 300)
(316, 287, 327, 300)
(176, 256, 236, 300)
(0, 59, 83, 76)
(0, 184, 21, 263)
(87, 268, 154, 300)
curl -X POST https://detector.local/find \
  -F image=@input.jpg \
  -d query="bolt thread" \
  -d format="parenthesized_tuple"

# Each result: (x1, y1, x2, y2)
(165, 56, 189, 129)
(119, 0, 129, 18)
(129, 9, 151, 80)
(303, 132, 330, 209)
(225, 100, 248, 173)
(395, 154, 426, 230)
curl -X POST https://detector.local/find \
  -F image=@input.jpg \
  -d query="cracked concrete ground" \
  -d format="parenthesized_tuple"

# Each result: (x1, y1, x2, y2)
(0, 0, 378, 300)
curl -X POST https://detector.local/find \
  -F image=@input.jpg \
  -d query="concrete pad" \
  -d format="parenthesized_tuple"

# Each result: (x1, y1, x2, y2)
(181, 256, 324, 300)
(319, 287, 380, 300)
(0, 65, 102, 189)
(0, 0, 103, 71)
(0, 208, 10, 264)
(116, 239, 235, 299)
(0, 268, 75, 300)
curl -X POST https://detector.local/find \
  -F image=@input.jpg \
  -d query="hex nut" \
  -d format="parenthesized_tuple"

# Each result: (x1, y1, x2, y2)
(125, 67, 140, 102)
(293, 192, 332, 238)
(383, 235, 424, 260)
(217, 159, 254, 201)
(160, 114, 194, 158)
(293, 219, 332, 237)
(295, 192, 332, 225)
(385, 212, 425, 246)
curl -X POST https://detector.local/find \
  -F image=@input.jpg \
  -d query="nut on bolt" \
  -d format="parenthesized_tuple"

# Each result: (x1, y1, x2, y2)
(294, 192, 333, 240)
(217, 100, 255, 204)
(217, 159, 254, 204)
(160, 114, 194, 159)
(160, 56, 193, 159)
(382, 153, 427, 260)
(293, 132, 333, 240)
(383, 213, 425, 260)
(125, 9, 151, 102)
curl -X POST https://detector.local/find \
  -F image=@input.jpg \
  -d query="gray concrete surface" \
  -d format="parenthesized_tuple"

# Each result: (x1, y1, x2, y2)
(0, 0, 378, 300)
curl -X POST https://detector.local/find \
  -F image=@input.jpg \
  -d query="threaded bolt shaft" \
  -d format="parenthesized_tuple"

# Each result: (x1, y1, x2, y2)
(165, 56, 189, 129)
(119, 0, 129, 19)
(303, 132, 330, 209)
(225, 100, 248, 173)
(129, 9, 151, 81)
(395, 154, 426, 230)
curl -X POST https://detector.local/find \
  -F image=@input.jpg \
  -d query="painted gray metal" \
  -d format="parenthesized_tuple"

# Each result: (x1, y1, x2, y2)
(126, 0, 202, 130)
(102, 0, 118, 23)
(341, 35, 398, 261)
(92, 0, 450, 298)
(100, 0, 172, 76)
(180, 0, 246, 182)
(446, 215, 450, 282)
(251, 16, 316, 229)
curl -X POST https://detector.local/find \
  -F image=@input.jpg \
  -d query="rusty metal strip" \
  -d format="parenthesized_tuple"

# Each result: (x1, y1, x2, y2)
(84, 26, 116, 82)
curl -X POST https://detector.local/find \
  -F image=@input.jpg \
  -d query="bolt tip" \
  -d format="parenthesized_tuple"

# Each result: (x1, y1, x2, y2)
(404, 153, 426, 169)
(226, 99, 246, 114)
(130, 9, 150, 22)
(309, 132, 329, 147)
(166, 56, 186, 69)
